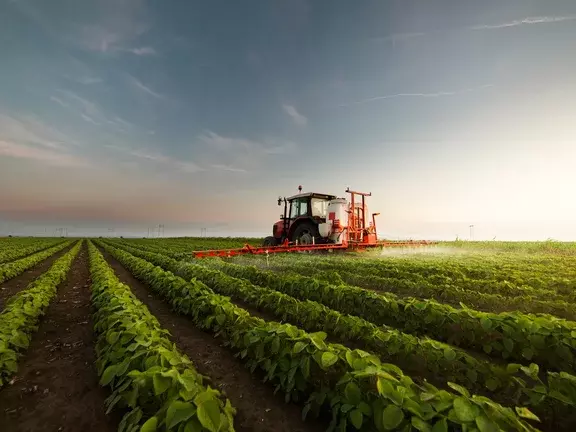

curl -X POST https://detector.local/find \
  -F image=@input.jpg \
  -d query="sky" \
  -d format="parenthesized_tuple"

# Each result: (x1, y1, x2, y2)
(1, 0, 576, 240)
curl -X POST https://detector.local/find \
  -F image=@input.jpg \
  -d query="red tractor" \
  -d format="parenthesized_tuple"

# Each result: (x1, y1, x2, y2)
(263, 186, 337, 247)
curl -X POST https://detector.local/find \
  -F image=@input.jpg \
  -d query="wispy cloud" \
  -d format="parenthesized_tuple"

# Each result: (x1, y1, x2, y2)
(0, 140, 87, 167)
(127, 74, 163, 98)
(198, 131, 297, 171)
(53, 89, 131, 132)
(0, 113, 77, 150)
(49, 96, 70, 108)
(282, 104, 307, 126)
(211, 164, 247, 173)
(81, 113, 100, 125)
(471, 15, 576, 30)
(106, 145, 203, 173)
(340, 84, 494, 107)
(127, 46, 156, 56)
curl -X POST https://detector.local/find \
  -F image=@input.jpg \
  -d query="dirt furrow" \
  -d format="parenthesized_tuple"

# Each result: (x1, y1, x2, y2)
(101, 248, 325, 432)
(0, 243, 75, 310)
(0, 244, 117, 432)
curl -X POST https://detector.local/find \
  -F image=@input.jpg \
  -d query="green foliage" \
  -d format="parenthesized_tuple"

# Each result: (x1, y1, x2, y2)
(0, 240, 82, 387)
(0, 240, 73, 283)
(87, 241, 236, 432)
(0, 238, 67, 264)
(96, 240, 541, 432)
(105, 240, 576, 427)
(202, 259, 576, 373)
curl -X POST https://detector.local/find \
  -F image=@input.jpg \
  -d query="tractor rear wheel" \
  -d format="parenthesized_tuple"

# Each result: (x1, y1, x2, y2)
(291, 222, 319, 245)
(262, 236, 278, 247)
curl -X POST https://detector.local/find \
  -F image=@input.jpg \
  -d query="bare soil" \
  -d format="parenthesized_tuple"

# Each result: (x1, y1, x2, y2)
(0, 244, 74, 310)
(101, 248, 327, 432)
(0, 244, 118, 432)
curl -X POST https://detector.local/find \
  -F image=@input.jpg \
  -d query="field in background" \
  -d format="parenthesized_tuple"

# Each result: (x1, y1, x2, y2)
(1, 235, 576, 431)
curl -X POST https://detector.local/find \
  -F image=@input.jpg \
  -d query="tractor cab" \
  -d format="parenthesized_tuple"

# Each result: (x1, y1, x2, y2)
(263, 187, 336, 246)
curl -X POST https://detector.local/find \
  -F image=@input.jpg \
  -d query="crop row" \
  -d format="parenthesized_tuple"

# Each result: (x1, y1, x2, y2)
(0, 239, 66, 264)
(87, 241, 236, 432)
(97, 240, 541, 432)
(273, 263, 576, 321)
(264, 254, 572, 302)
(294, 253, 576, 295)
(0, 241, 81, 387)
(105, 240, 576, 426)
(0, 240, 73, 284)
(197, 257, 576, 374)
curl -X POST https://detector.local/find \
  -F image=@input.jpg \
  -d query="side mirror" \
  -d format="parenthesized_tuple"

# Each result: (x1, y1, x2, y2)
(277, 196, 282, 206)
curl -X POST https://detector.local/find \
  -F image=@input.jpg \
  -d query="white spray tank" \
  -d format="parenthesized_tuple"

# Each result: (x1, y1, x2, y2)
(318, 198, 349, 244)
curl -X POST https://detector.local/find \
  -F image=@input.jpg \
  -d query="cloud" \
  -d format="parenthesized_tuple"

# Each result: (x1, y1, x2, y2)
(470, 15, 576, 30)
(211, 164, 247, 173)
(106, 145, 203, 173)
(49, 96, 70, 108)
(282, 104, 307, 126)
(81, 113, 100, 125)
(340, 84, 494, 107)
(197, 131, 297, 171)
(127, 74, 163, 98)
(53, 89, 125, 130)
(0, 113, 77, 150)
(128, 46, 156, 56)
(0, 140, 87, 167)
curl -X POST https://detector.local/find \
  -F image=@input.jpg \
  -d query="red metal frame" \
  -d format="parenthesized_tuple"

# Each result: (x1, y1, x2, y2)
(192, 240, 435, 259)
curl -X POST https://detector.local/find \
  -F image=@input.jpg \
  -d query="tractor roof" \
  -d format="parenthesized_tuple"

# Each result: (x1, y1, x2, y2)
(287, 192, 337, 201)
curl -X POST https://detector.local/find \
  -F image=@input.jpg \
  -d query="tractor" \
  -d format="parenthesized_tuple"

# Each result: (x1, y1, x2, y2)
(263, 186, 336, 247)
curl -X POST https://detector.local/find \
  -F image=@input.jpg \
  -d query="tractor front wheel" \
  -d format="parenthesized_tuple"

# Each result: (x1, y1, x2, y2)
(262, 236, 278, 247)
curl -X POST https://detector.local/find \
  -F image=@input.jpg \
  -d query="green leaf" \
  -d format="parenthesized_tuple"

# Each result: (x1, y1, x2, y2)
(475, 414, 499, 432)
(453, 397, 476, 422)
(411, 416, 432, 432)
(377, 377, 394, 396)
(152, 374, 172, 396)
(197, 398, 222, 432)
(515, 407, 540, 421)
(382, 404, 404, 430)
(100, 365, 118, 386)
(431, 418, 448, 432)
(320, 352, 339, 369)
(480, 318, 492, 331)
(447, 382, 470, 398)
(344, 382, 362, 405)
(293, 342, 307, 354)
(522, 347, 534, 360)
(140, 416, 158, 432)
(443, 348, 456, 361)
(503, 338, 514, 352)
(349, 409, 363, 430)
(166, 401, 197, 429)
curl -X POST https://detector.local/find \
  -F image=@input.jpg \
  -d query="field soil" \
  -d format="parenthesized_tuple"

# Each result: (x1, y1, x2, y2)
(0, 244, 117, 432)
(101, 248, 326, 432)
(0, 244, 74, 310)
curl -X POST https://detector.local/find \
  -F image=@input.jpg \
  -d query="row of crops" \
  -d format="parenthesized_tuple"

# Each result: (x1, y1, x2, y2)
(2, 235, 575, 431)
(98, 237, 576, 431)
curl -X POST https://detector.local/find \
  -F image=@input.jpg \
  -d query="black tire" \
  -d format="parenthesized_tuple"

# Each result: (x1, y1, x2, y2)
(290, 222, 320, 245)
(262, 236, 278, 247)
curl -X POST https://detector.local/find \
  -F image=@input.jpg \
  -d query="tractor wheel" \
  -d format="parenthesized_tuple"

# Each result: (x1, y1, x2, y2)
(291, 223, 319, 245)
(262, 236, 278, 247)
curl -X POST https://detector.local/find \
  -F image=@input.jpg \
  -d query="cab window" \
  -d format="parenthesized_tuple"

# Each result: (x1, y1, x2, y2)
(311, 198, 329, 217)
(290, 198, 308, 218)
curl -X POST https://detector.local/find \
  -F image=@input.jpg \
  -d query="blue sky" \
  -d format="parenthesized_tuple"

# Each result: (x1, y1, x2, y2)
(1, 0, 576, 239)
